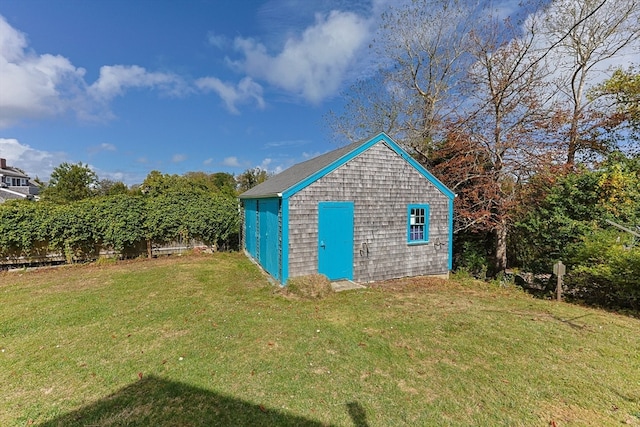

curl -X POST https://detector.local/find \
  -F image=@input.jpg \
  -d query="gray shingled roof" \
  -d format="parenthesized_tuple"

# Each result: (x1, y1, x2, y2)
(0, 166, 29, 178)
(239, 139, 365, 199)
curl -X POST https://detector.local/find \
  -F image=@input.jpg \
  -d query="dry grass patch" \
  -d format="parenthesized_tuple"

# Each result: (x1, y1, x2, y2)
(281, 274, 334, 299)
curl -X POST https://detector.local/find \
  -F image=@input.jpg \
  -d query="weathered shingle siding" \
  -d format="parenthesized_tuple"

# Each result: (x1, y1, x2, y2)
(287, 141, 450, 282)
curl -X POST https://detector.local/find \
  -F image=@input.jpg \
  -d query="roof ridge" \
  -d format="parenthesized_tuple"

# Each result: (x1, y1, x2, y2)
(239, 137, 367, 199)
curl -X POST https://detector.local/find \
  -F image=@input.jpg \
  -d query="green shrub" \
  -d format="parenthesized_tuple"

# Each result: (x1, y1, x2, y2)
(0, 191, 240, 264)
(454, 236, 489, 279)
(565, 230, 640, 310)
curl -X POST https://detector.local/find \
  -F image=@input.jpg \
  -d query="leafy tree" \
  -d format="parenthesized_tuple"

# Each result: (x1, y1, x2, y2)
(237, 167, 269, 193)
(211, 172, 237, 195)
(512, 152, 640, 272)
(95, 179, 129, 197)
(183, 171, 220, 193)
(589, 67, 640, 152)
(41, 162, 98, 203)
(140, 170, 182, 197)
(183, 171, 237, 195)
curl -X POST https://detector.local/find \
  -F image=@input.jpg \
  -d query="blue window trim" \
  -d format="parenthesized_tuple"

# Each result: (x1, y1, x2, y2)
(407, 204, 430, 244)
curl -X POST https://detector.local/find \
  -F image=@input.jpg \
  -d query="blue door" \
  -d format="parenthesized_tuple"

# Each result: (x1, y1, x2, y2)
(244, 200, 257, 258)
(258, 199, 280, 280)
(318, 202, 354, 280)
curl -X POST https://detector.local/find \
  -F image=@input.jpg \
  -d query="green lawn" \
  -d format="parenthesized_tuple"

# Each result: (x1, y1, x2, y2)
(1, 253, 639, 426)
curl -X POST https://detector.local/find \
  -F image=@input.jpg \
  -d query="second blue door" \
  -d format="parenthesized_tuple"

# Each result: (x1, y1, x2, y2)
(318, 202, 354, 280)
(259, 198, 280, 280)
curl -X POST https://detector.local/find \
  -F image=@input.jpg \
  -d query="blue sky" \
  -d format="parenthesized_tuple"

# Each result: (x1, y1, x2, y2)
(0, 0, 385, 184)
(2, 0, 636, 185)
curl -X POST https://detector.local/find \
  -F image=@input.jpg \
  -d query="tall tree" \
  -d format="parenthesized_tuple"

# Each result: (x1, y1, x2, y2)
(237, 167, 269, 193)
(41, 162, 98, 203)
(330, 0, 476, 155)
(541, 0, 640, 164)
(140, 170, 181, 197)
(446, 10, 553, 272)
(211, 172, 237, 195)
(95, 179, 128, 197)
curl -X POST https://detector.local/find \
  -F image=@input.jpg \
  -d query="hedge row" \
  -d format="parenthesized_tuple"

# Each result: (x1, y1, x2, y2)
(0, 191, 239, 262)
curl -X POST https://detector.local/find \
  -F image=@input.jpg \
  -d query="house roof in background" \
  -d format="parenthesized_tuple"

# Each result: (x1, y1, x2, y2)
(0, 165, 30, 178)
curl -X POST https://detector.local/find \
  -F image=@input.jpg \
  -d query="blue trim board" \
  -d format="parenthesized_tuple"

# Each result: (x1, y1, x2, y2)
(449, 198, 454, 271)
(281, 197, 289, 284)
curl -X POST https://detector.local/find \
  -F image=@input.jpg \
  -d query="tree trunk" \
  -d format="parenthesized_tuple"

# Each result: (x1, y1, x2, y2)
(494, 219, 508, 274)
(566, 101, 581, 165)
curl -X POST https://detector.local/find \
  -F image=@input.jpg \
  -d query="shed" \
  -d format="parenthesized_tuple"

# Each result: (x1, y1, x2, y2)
(239, 133, 455, 284)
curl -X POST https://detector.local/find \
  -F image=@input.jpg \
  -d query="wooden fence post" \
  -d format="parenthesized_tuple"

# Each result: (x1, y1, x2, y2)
(553, 261, 566, 302)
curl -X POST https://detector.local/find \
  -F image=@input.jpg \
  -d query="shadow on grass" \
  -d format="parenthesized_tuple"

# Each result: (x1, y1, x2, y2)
(38, 375, 366, 427)
(346, 402, 369, 427)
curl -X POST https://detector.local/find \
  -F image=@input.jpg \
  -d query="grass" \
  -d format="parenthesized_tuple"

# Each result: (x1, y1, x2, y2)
(1, 252, 639, 426)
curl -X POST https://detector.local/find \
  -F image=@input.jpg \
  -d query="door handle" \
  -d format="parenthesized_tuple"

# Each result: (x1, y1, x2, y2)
(320, 241, 326, 249)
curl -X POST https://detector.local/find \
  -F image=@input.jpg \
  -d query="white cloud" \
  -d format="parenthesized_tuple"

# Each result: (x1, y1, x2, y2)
(203, 158, 213, 165)
(222, 156, 241, 167)
(196, 76, 265, 114)
(87, 142, 117, 155)
(263, 139, 309, 148)
(259, 158, 272, 167)
(172, 154, 187, 163)
(207, 32, 229, 49)
(302, 151, 322, 159)
(0, 15, 88, 127)
(88, 65, 187, 102)
(0, 15, 189, 128)
(258, 157, 284, 174)
(0, 138, 66, 179)
(232, 10, 371, 103)
(0, 138, 147, 185)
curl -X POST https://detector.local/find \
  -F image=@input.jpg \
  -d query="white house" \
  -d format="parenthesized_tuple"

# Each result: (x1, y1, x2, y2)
(0, 158, 41, 202)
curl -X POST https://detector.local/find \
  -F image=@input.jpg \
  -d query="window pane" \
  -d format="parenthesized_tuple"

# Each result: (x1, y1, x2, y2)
(412, 208, 424, 225)
(410, 225, 424, 240)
